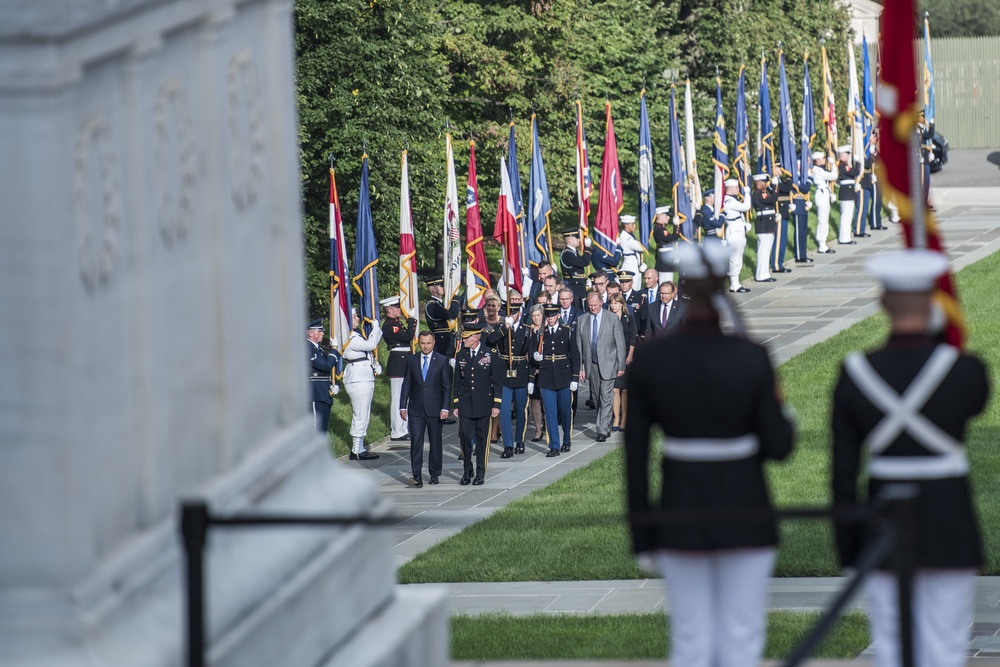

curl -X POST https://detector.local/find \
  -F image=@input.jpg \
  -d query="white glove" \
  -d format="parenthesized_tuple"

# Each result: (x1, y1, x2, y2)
(805, 201, 813, 211)
(505, 316, 514, 327)
(638, 262, 647, 273)
(584, 236, 592, 248)
(449, 357, 456, 368)
(742, 187, 751, 198)
(771, 176, 780, 186)
(672, 216, 680, 225)
(328, 336, 336, 347)
(331, 384, 340, 396)
(744, 222, 752, 232)
(872, 174, 878, 184)
(854, 183, 861, 192)
(569, 381, 579, 392)
(789, 203, 797, 213)
(373, 362, 382, 376)
(533, 351, 543, 362)
(521, 267, 530, 278)
(527, 382, 535, 394)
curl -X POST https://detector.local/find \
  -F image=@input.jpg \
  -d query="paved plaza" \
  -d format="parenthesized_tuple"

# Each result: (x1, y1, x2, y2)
(342, 180, 1000, 663)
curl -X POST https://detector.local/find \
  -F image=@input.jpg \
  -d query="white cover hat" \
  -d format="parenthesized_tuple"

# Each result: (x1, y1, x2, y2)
(620, 214, 637, 224)
(864, 249, 948, 292)
(380, 295, 401, 307)
(655, 205, 671, 215)
(811, 151, 825, 160)
(724, 178, 739, 187)
(676, 241, 730, 279)
(837, 145, 851, 153)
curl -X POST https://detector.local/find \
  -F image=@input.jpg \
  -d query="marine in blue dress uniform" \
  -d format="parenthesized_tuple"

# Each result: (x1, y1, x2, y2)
(307, 319, 340, 434)
(424, 275, 460, 357)
(773, 168, 794, 273)
(751, 174, 779, 283)
(529, 304, 581, 455)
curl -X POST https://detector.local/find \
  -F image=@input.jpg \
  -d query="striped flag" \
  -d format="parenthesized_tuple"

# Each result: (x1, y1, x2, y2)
(669, 84, 695, 241)
(822, 45, 839, 157)
(329, 166, 352, 352)
(494, 157, 523, 294)
(684, 80, 703, 211)
(575, 99, 594, 233)
(593, 100, 622, 260)
(735, 65, 751, 193)
(712, 77, 729, 217)
(847, 40, 864, 169)
(442, 133, 462, 310)
(527, 114, 553, 266)
(637, 89, 656, 250)
(507, 121, 529, 273)
(352, 153, 380, 337)
(862, 35, 875, 159)
(465, 141, 491, 309)
(877, 0, 963, 347)
(399, 150, 419, 338)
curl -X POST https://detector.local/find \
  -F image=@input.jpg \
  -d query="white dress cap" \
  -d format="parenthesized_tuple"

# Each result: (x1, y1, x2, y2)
(620, 214, 637, 224)
(864, 249, 949, 292)
(676, 241, 730, 279)
(380, 295, 401, 307)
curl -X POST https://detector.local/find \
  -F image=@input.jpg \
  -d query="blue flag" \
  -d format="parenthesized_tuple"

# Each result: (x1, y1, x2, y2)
(669, 85, 694, 241)
(777, 51, 798, 183)
(735, 65, 750, 193)
(352, 153, 380, 338)
(758, 55, 775, 175)
(862, 35, 875, 159)
(637, 89, 656, 250)
(712, 78, 729, 215)
(923, 16, 935, 125)
(526, 114, 552, 267)
(800, 54, 816, 191)
(507, 121, 528, 272)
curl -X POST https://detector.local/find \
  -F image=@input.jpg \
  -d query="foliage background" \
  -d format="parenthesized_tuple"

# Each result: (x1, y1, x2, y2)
(295, 0, 857, 317)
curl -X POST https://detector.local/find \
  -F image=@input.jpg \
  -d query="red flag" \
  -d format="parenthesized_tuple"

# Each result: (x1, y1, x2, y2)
(593, 100, 622, 257)
(494, 157, 523, 294)
(877, 0, 964, 347)
(465, 141, 491, 309)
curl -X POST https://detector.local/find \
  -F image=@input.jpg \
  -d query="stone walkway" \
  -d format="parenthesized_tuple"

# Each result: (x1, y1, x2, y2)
(341, 186, 1000, 664)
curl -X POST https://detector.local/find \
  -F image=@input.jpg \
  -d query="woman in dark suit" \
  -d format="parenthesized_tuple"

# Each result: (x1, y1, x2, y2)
(526, 304, 546, 442)
(608, 293, 636, 432)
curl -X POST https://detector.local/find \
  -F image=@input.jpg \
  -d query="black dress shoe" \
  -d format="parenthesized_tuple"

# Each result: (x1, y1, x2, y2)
(754, 278, 777, 283)
(839, 241, 857, 245)
(560, 443, 571, 452)
(530, 436, 544, 442)
(774, 268, 792, 273)
(429, 476, 439, 485)
(472, 476, 485, 486)
(408, 477, 423, 488)
(457, 451, 464, 460)
(585, 399, 596, 410)
(795, 258, 814, 263)
(443, 418, 456, 425)
(855, 233, 871, 238)
(501, 447, 513, 459)
(546, 449, 560, 457)
(357, 451, 380, 460)
(514, 443, 525, 454)
(349, 453, 358, 460)
(596, 434, 608, 443)
(460, 474, 472, 485)
(390, 436, 409, 441)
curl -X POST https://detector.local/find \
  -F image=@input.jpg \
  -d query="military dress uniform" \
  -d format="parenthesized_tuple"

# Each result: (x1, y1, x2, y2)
(652, 205, 679, 284)
(617, 215, 647, 278)
(308, 320, 340, 434)
(342, 324, 383, 457)
(836, 150, 861, 244)
(452, 324, 504, 484)
(382, 301, 416, 440)
(832, 252, 990, 667)
(854, 155, 876, 237)
(809, 154, 839, 254)
(751, 178, 779, 282)
(425, 277, 460, 357)
(625, 241, 795, 667)
(722, 182, 753, 293)
(530, 305, 581, 455)
(773, 176, 794, 273)
(560, 229, 593, 308)
(697, 198, 725, 244)
(485, 316, 532, 457)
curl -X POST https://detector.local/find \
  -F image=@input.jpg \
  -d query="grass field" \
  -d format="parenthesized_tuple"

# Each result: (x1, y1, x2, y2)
(399, 247, 1000, 583)
(451, 611, 870, 661)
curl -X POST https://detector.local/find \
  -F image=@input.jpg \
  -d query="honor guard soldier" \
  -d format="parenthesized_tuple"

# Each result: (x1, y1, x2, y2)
(307, 319, 341, 434)
(625, 241, 794, 667)
(836, 146, 861, 244)
(697, 190, 725, 243)
(452, 322, 503, 485)
(867, 138, 885, 231)
(617, 214, 647, 279)
(855, 152, 875, 237)
(751, 173, 779, 283)
(342, 309, 382, 461)
(529, 304, 581, 455)
(810, 151, 838, 254)
(722, 179, 752, 293)
(652, 205, 678, 284)
(425, 275, 460, 357)
(485, 288, 532, 458)
(560, 227, 592, 308)
(791, 167, 814, 264)
(381, 295, 416, 441)
(832, 249, 990, 667)
(773, 166, 794, 274)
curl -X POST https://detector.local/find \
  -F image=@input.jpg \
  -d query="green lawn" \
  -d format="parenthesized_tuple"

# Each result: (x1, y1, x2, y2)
(451, 611, 870, 661)
(399, 248, 1000, 583)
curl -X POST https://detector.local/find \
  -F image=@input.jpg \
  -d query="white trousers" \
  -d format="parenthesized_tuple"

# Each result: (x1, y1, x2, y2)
(838, 200, 855, 243)
(866, 569, 976, 667)
(815, 192, 832, 251)
(389, 376, 408, 438)
(344, 380, 375, 446)
(725, 230, 747, 290)
(755, 233, 773, 281)
(656, 548, 775, 667)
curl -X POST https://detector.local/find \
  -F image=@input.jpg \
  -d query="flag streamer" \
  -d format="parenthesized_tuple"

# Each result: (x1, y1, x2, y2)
(329, 167, 352, 355)
(494, 157, 523, 294)
(575, 99, 594, 234)
(442, 133, 462, 318)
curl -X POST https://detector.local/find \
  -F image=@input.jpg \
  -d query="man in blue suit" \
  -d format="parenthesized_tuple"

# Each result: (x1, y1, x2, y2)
(400, 331, 452, 487)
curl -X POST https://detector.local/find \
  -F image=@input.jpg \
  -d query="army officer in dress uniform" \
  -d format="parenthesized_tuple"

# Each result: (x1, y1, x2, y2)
(560, 227, 592, 308)
(381, 295, 416, 441)
(832, 249, 990, 667)
(452, 321, 503, 486)
(529, 303, 580, 456)
(307, 319, 340, 434)
(625, 241, 795, 667)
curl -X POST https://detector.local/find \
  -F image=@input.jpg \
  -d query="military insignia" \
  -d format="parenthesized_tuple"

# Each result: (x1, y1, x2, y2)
(478, 353, 491, 367)
(393, 326, 400, 332)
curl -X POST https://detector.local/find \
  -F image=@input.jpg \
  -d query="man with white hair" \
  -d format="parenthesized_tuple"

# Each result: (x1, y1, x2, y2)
(810, 151, 839, 254)
(617, 214, 648, 279)
(832, 249, 989, 667)
(836, 146, 861, 245)
(722, 178, 752, 293)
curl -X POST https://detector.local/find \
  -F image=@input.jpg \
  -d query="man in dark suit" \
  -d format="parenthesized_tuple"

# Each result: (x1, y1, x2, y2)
(307, 319, 340, 434)
(556, 288, 582, 331)
(452, 322, 503, 485)
(645, 280, 685, 338)
(400, 331, 452, 487)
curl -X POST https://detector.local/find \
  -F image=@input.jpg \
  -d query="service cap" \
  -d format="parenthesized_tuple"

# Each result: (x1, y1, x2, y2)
(380, 295, 400, 307)
(676, 242, 730, 280)
(864, 249, 949, 293)
(308, 318, 324, 330)
(620, 214, 637, 224)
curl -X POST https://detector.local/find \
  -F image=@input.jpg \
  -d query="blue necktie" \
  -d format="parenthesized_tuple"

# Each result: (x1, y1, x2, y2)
(591, 315, 599, 364)
(422, 355, 429, 381)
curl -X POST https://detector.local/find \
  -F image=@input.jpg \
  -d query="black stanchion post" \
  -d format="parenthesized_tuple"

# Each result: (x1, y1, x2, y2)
(885, 484, 919, 667)
(180, 501, 210, 667)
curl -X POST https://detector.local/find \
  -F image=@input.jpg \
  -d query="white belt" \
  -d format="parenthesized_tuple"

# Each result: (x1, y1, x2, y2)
(662, 434, 759, 462)
(389, 346, 410, 352)
(869, 451, 969, 480)
(839, 179, 855, 185)
(757, 209, 775, 215)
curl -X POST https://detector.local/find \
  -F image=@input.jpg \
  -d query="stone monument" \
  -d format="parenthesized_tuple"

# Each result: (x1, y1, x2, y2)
(0, 0, 446, 664)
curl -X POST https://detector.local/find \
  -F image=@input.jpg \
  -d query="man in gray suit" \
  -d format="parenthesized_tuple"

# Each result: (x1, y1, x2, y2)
(645, 280, 686, 338)
(576, 292, 627, 442)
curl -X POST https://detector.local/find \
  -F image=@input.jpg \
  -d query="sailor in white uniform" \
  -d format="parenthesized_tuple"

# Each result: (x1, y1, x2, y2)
(617, 214, 647, 279)
(722, 178, 752, 294)
(810, 151, 839, 254)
